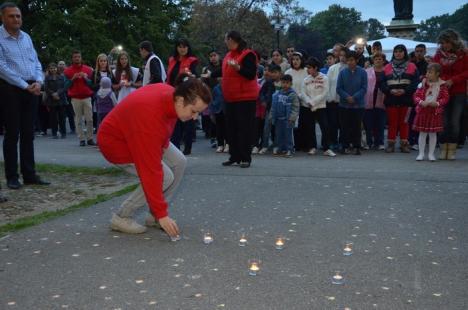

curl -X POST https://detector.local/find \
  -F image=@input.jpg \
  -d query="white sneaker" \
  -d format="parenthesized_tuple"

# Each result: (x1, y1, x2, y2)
(308, 148, 317, 155)
(145, 213, 162, 229)
(223, 144, 229, 153)
(428, 153, 436, 161)
(272, 147, 279, 155)
(258, 147, 268, 155)
(362, 145, 370, 150)
(216, 146, 224, 153)
(416, 154, 424, 161)
(378, 145, 385, 151)
(251, 146, 259, 154)
(283, 151, 292, 157)
(412, 144, 419, 151)
(110, 213, 147, 234)
(323, 149, 337, 157)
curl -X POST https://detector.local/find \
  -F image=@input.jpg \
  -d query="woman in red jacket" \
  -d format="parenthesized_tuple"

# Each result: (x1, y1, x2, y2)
(167, 38, 199, 155)
(97, 75, 211, 238)
(221, 31, 259, 168)
(433, 29, 467, 160)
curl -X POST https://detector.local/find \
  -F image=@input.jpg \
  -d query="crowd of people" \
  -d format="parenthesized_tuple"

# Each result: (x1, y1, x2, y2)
(0, 2, 467, 234)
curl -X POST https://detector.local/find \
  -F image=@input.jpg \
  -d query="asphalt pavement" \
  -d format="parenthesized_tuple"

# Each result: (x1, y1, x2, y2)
(0, 134, 467, 309)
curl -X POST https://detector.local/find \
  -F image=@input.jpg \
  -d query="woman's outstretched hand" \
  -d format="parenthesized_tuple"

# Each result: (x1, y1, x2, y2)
(159, 216, 180, 238)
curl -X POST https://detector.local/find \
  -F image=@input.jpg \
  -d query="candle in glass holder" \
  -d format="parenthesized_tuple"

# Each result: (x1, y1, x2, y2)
(331, 271, 344, 285)
(203, 232, 213, 244)
(170, 235, 181, 242)
(248, 260, 260, 276)
(343, 241, 353, 256)
(239, 234, 247, 247)
(275, 237, 285, 250)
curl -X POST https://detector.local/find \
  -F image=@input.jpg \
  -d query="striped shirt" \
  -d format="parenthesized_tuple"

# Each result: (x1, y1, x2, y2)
(0, 25, 43, 89)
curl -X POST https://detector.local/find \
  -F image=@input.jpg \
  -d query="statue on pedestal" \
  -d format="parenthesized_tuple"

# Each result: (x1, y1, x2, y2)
(393, 0, 413, 20)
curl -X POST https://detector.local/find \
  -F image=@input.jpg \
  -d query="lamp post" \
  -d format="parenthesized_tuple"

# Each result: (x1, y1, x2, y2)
(272, 18, 284, 50)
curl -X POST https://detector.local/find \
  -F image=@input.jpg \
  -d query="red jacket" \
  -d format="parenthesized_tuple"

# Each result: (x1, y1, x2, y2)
(413, 80, 450, 115)
(166, 56, 198, 86)
(63, 64, 94, 99)
(433, 49, 468, 96)
(97, 84, 178, 219)
(222, 49, 259, 102)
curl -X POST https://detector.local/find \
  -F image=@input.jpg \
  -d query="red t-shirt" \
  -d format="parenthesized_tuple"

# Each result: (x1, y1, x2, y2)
(97, 83, 178, 219)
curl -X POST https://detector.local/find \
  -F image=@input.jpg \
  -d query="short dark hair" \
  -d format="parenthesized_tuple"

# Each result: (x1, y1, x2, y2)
(326, 52, 334, 58)
(281, 74, 292, 82)
(139, 41, 153, 53)
(208, 49, 218, 56)
(372, 41, 382, 48)
(0, 2, 19, 14)
(346, 50, 359, 60)
(267, 63, 281, 73)
(71, 50, 81, 56)
(226, 31, 247, 52)
(305, 56, 321, 69)
(415, 44, 426, 49)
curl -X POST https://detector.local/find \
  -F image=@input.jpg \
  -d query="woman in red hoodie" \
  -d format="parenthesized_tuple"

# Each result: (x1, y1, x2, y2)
(97, 75, 211, 238)
(433, 29, 468, 160)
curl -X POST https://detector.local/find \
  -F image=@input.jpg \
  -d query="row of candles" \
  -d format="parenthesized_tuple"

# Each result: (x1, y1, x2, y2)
(201, 231, 353, 280)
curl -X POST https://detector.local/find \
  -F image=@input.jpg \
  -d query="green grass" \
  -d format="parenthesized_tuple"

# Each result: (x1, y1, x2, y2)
(0, 162, 125, 176)
(0, 184, 138, 237)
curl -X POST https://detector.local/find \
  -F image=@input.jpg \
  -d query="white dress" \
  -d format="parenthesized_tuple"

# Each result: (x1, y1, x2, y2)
(114, 66, 140, 103)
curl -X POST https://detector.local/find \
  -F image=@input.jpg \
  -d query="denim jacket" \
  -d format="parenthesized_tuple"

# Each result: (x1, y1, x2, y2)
(271, 88, 299, 124)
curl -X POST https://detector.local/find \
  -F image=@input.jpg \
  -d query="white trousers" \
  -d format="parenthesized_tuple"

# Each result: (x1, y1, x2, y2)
(116, 143, 186, 218)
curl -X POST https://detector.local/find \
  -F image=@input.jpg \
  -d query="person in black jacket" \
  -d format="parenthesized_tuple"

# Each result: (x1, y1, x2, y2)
(44, 63, 68, 138)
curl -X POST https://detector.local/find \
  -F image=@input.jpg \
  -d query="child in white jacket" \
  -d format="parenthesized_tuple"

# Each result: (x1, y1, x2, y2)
(300, 57, 336, 157)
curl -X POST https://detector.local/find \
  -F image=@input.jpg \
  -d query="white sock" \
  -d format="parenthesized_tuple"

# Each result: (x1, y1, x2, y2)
(428, 133, 437, 158)
(418, 132, 428, 157)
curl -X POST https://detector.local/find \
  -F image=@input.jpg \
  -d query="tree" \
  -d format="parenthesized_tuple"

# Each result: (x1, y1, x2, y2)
(415, 4, 467, 42)
(307, 4, 366, 50)
(366, 18, 385, 40)
(16, 0, 193, 67)
(286, 23, 323, 58)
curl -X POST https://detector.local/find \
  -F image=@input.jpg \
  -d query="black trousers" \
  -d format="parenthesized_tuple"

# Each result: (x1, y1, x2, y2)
(65, 101, 76, 131)
(299, 106, 331, 151)
(49, 105, 66, 136)
(215, 112, 227, 146)
(0, 83, 37, 181)
(339, 108, 364, 148)
(253, 117, 265, 148)
(326, 101, 340, 145)
(225, 100, 256, 163)
(171, 119, 195, 152)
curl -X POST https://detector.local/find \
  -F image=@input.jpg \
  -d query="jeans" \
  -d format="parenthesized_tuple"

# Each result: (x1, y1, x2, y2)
(363, 108, 386, 147)
(261, 111, 274, 149)
(116, 143, 186, 218)
(274, 119, 293, 152)
(440, 94, 466, 143)
(171, 119, 195, 152)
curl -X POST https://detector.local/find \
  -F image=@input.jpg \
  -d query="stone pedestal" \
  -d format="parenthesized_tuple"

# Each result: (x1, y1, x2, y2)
(386, 19, 419, 40)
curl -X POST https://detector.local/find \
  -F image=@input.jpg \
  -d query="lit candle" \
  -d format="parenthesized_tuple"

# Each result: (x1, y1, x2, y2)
(203, 232, 213, 244)
(239, 234, 247, 247)
(275, 237, 285, 250)
(249, 261, 260, 276)
(343, 242, 353, 256)
(332, 271, 344, 285)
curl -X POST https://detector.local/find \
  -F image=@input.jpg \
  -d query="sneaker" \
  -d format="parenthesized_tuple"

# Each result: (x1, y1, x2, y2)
(87, 139, 96, 146)
(378, 145, 385, 151)
(308, 148, 317, 155)
(239, 161, 251, 168)
(145, 213, 162, 229)
(79, 140, 86, 147)
(353, 148, 362, 155)
(223, 144, 229, 153)
(272, 148, 279, 155)
(362, 145, 370, 150)
(283, 151, 292, 157)
(416, 154, 424, 161)
(428, 154, 436, 162)
(110, 214, 147, 234)
(411, 144, 419, 151)
(323, 149, 337, 157)
(216, 146, 224, 153)
(258, 147, 268, 155)
(251, 146, 259, 154)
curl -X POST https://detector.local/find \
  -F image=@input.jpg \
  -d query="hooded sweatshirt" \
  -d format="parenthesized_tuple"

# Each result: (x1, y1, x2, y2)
(96, 77, 117, 114)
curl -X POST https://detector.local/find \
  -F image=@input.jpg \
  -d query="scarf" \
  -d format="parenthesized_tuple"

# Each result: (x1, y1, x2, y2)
(424, 79, 443, 103)
(391, 59, 408, 80)
(437, 49, 458, 67)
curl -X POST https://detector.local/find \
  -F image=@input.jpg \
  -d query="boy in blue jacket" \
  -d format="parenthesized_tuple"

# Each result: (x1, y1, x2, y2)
(336, 51, 368, 155)
(271, 74, 300, 157)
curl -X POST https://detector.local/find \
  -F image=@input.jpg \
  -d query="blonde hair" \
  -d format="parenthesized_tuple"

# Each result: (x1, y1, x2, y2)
(94, 53, 111, 84)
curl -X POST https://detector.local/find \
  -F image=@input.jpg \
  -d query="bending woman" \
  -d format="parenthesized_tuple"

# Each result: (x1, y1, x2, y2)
(97, 75, 211, 237)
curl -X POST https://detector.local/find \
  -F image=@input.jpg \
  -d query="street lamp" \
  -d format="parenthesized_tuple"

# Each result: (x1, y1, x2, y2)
(272, 19, 284, 49)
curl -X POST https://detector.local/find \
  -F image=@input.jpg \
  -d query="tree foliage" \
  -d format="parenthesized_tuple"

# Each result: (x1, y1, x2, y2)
(415, 4, 467, 42)
(307, 4, 366, 50)
(366, 18, 385, 40)
(14, 0, 193, 67)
